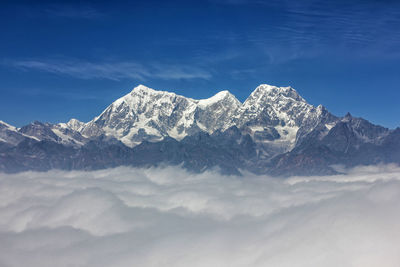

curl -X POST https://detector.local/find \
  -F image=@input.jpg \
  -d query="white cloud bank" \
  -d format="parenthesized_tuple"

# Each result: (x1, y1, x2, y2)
(0, 165, 400, 267)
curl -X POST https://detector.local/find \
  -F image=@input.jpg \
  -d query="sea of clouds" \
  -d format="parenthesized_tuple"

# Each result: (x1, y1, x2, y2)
(1, 165, 400, 267)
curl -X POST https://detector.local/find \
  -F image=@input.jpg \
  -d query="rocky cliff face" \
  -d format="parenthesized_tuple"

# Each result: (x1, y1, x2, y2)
(1, 84, 398, 176)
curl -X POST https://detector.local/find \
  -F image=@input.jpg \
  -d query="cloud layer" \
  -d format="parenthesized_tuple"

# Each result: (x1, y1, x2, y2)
(1, 165, 400, 267)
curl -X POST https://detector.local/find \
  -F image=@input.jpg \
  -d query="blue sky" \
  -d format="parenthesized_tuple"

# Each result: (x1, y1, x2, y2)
(1, 0, 400, 128)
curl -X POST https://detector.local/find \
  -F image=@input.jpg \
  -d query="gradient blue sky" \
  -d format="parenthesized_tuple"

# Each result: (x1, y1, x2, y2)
(1, 0, 399, 128)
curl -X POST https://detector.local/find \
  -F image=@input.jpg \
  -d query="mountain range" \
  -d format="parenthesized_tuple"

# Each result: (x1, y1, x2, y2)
(1, 84, 399, 176)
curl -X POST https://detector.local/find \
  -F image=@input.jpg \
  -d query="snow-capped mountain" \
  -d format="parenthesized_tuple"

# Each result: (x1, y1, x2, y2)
(232, 84, 336, 155)
(77, 84, 332, 154)
(1, 83, 399, 175)
(80, 85, 241, 147)
(59, 118, 86, 132)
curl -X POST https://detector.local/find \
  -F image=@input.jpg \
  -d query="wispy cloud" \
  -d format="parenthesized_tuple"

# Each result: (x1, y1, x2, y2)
(7, 59, 212, 81)
(209, 0, 400, 61)
(18, 3, 104, 20)
(43, 5, 103, 19)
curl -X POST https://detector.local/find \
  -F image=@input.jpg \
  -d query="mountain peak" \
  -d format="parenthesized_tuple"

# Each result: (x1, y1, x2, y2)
(66, 118, 85, 131)
(31, 120, 45, 126)
(345, 112, 352, 118)
(133, 84, 150, 90)
(198, 90, 240, 108)
(252, 84, 304, 102)
(244, 84, 306, 107)
(215, 90, 238, 101)
(128, 84, 180, 100)
(131, 84, 158, 93)
(67, 118, 82, 124)
(215, 90, 231, 96)
(257, 83, 279, 91)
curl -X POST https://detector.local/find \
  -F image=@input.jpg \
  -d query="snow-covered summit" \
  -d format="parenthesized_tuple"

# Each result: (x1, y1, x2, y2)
(58, 118, 86, 132)
(251, 84, 305, 102)
(198, 90, 238, 107)
(134, 84, 153, 91)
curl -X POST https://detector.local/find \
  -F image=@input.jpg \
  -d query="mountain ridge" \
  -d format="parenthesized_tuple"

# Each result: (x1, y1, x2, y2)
(1, 83, 399, 176)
